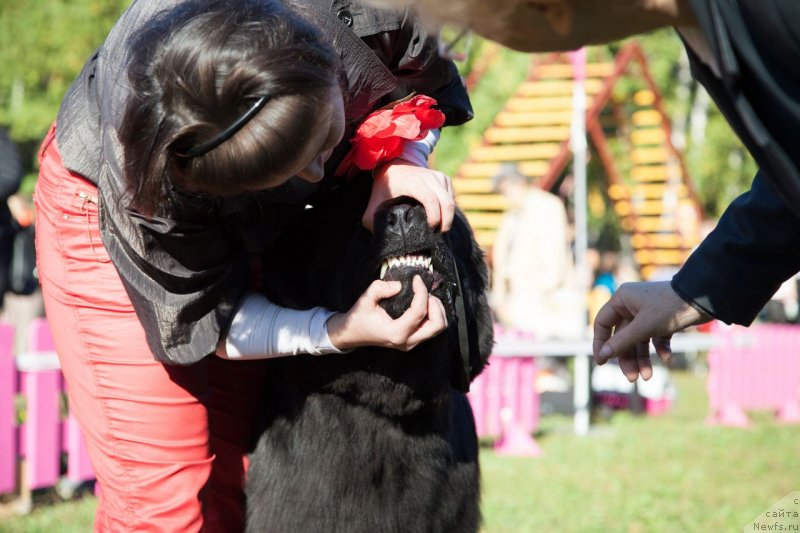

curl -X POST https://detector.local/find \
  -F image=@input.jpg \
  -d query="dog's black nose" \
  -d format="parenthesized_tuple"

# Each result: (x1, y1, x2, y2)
(382, 203, 426, 237)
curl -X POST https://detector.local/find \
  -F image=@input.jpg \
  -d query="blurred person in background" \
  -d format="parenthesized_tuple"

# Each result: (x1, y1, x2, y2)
(491, 164, 583, 339)
(0, 128, 22, 308)
(0, 128, 45, 355)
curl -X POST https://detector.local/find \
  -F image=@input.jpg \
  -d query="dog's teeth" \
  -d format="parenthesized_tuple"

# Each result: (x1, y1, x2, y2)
(383, 255, 432, 270)
(428, 264, 434, 272)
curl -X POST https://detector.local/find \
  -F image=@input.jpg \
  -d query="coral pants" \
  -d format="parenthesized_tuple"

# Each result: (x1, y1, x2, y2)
(34, 125, 267, 532)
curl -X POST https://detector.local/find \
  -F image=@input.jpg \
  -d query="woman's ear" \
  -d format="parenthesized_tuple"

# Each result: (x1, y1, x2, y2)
(526, 0, 573, 36)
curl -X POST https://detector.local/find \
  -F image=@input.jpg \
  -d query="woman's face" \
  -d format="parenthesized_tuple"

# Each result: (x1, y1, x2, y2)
(281, 85, 346, 186)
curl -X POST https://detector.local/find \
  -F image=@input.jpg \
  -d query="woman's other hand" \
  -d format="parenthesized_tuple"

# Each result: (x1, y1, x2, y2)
(327, 276, 448, 351)
(362, 160, 455, 233)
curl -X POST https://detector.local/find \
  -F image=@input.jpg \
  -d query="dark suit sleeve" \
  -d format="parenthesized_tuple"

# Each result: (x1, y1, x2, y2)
(672, 171, 800, 325)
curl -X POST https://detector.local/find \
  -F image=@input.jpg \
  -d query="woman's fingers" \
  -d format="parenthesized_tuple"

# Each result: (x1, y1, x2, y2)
(334, 276, 448, 351)
(405, 294, 447, 348)
(394, 276, 430, 331)
(413, 169, 454, 232)
(428, 170, 455, 232)
(408, 180, 443, 230)
(363, 161, 455, 233)
(367, 279, 402, 300)
(391, 276, 449, 350)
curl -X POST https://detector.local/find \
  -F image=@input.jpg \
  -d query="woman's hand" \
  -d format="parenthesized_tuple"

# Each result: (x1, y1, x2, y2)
(327, 276, 448, 351)
(362, 160, 455, 233)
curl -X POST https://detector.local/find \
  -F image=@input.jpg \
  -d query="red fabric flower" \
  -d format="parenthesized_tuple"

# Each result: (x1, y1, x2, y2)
(335, 95, 446, 177)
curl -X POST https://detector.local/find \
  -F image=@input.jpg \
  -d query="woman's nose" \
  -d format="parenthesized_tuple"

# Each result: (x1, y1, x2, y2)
(296, 164, 324, 183)
(296, 148, 334, 183)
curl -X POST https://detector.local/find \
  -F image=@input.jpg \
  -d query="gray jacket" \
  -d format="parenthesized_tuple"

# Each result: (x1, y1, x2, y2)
(54, 0, 472, 364)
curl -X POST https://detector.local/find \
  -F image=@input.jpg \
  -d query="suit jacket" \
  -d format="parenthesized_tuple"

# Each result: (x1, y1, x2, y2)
(671, 0, 800, 325)
(53, 0, 472, 364)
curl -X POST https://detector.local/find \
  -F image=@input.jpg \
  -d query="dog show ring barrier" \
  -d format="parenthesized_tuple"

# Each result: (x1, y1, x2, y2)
(706, 322, 800, 427)
(472, 325, 721, 454)
(0, 318, 95, 513)
(5, 317, 798, 507)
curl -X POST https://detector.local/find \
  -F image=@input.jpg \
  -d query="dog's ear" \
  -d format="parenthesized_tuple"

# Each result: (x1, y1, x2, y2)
(446, 210, 494, 381)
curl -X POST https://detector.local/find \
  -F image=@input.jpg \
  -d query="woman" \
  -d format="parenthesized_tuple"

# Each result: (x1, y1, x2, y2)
(35, 0, 472, 530)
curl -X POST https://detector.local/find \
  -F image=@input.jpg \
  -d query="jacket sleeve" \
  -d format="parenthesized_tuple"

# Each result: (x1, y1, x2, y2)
(672, 171, 800, 325)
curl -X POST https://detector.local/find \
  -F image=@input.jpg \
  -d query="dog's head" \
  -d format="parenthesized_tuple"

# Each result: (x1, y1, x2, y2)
(261, 178, 493, 383)
(371, 198, 452, 319)
(370, 197, 493, 381)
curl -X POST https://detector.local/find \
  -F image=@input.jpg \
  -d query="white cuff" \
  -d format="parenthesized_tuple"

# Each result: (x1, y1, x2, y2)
(222, 292, 344, 360)
(395, 128, 440, 168)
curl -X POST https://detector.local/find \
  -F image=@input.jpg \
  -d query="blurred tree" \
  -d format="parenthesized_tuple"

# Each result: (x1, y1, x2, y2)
(0, 0, 128, 192)
(631, 29, 758, 218)
(435, 43, 531, 178)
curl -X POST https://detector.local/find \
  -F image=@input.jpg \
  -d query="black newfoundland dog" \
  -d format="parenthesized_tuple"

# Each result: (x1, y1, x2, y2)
(246, 175, 494, 532)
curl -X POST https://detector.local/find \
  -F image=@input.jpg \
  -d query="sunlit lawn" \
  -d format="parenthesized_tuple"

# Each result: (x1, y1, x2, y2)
(2, 371, 799, 532)
(480, 371, 800, 532)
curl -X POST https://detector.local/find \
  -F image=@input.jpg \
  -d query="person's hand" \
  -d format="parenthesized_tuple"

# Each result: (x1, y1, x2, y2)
(592, 280, 712, 382)
(327, 275, 448, 351)
(362, 160, 455, 233)
(7, 195, 33, 226)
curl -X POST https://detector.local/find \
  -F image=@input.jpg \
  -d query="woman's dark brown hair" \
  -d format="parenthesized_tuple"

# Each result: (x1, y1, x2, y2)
(119, 0, 338, 214)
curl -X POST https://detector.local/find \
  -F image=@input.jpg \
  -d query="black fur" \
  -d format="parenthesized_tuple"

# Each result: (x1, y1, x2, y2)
(245, 175, 494, 532)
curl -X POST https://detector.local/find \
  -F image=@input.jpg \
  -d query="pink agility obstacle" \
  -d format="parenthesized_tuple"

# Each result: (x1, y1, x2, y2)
(0, 322, 15, 494)
(469, 327, 542, 456)
(0, 318, 95, 498)
(706, 322, 800, 427)
(20, 318, 61, 490)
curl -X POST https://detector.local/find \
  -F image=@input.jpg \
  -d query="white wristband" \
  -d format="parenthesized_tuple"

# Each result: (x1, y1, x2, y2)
(221, 292, 344, 360)
(395, 128, 440, 168)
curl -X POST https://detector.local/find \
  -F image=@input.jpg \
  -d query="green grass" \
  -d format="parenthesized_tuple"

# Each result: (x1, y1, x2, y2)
(2, 371, 798, 532)
(480, 371, 800, 533)
(0, 495, 96, 532)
